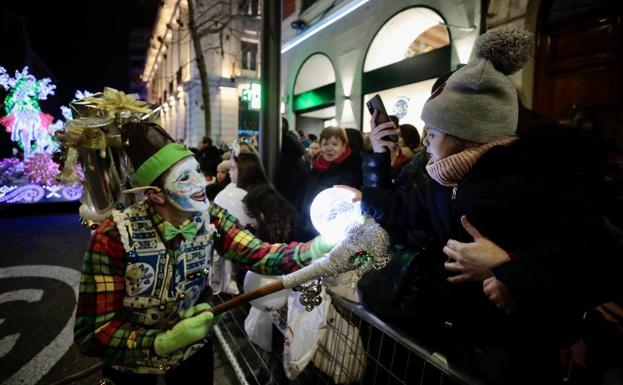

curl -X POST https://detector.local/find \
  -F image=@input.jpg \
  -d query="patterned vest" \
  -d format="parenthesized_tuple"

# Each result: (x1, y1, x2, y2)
(111, 200, 217, 373)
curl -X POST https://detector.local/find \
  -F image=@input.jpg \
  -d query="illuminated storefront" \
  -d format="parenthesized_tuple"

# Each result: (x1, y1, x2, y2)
(280, 0, 481, 134)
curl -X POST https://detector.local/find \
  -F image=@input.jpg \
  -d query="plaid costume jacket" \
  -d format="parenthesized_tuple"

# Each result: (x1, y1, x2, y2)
(74, 200, 319, 373)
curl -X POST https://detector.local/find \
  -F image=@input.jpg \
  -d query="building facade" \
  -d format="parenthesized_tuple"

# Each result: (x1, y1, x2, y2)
(280, 0, 622, 137)
(280, 0, 482, 138)
(142, 0, 261, 148)
(144, 0, 622, 146)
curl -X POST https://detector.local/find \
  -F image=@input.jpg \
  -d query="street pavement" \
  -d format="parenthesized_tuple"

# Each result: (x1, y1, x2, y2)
(0, 208, 102, 385)
(0, 206, 238, 385)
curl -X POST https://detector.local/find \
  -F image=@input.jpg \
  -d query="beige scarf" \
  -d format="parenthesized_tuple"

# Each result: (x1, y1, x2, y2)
(425, 136, 518, 187)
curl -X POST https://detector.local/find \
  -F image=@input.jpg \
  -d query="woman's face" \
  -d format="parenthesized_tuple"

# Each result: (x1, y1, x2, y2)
(216, 168, 228, 183)
(228, 158, 238, 184)
(308, 142, 320, 158)
(320, 136, 346, 162)
(422, 127, 457, 162)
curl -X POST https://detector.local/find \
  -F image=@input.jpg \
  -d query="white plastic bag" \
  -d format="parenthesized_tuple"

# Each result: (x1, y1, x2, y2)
(244, 307, 274, 352)
(283, 288, 330, 379)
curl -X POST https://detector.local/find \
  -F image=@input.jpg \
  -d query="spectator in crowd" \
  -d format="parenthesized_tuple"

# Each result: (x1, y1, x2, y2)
(213, 148, 267, 296)
(390, 124, 421, 177)
(299, 126, 362, 239)
(307, 140, 320, 161)
(297, 129, 311, 148)
(217, 149, 289, 290)
(236, 139, 258, 155)
(205, 160, 231, 202)
(243, 183, 304, 244)
(275, 117, 310, 210)
(195, 136, 222, 178)
(350, 28, 621, 384)
(345, 128, 364, 155)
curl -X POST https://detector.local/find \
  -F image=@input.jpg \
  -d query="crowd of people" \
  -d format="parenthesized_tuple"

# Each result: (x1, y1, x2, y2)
(73, 27, 622, 385)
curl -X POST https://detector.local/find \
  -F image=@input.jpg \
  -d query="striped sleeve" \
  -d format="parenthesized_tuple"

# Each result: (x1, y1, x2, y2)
(209, 205, 320, 275)
(73, 219, 160, 366)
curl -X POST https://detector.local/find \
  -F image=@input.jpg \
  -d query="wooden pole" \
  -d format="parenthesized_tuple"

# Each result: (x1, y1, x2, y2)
(204, 280, 284, 315)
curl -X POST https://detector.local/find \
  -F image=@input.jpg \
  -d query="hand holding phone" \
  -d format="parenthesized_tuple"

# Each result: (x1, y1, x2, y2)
(366, 95, 398, 142)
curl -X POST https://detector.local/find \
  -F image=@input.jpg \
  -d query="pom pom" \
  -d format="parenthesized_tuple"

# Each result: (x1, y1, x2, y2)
(475, 27, 534, 75)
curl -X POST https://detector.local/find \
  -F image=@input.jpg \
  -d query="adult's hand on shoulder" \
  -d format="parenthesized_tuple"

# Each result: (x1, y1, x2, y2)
(443, 215, 510, 283)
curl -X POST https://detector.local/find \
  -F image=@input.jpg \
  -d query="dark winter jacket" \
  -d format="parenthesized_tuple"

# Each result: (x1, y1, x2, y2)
(299, 151, 363, 240)
(362, 125, 621, 350)
(275, 130, 310, 210)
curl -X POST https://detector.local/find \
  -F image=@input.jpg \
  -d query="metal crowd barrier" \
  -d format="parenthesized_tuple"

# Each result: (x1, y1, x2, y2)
(210, 292, 487, 385)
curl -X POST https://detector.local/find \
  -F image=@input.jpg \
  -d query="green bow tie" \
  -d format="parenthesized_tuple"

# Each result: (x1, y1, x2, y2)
(162, 221, 198, 241)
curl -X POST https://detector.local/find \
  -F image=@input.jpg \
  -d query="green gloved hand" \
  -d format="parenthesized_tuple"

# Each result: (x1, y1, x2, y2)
(178, 302, 212, 319)
(310, 234, 336, 259)
(154, 311, 217, 356)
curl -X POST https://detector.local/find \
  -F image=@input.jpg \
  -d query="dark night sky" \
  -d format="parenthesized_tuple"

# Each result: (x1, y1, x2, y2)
(0, 0, 159, 118)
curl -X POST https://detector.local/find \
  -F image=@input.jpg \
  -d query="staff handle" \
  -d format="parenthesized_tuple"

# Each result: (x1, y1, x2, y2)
(206, 280, 285, 315)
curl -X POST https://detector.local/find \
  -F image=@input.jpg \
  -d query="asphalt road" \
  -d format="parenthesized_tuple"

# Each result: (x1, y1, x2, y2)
(0, 208, 101, 385)
(0, 206, 238, 385)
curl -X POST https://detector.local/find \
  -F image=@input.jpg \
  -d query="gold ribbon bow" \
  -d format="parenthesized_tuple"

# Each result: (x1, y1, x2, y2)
(83, 87, 152, 118)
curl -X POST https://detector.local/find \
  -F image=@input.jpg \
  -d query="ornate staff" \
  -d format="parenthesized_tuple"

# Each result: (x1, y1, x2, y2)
(204, 220, 390, 316)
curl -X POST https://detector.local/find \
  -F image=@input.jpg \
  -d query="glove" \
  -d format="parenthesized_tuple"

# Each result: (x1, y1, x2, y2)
(178, 302, 212, 319)
(310, 234, 336, 259)
(154, 311, 217, 356)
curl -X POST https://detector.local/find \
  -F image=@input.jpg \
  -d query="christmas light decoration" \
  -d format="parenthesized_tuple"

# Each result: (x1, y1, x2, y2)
(0, 157, 22, 178)
(0, 66, 57, 157)
(0, 67, 84, 204)
(23, 152, 59, 186)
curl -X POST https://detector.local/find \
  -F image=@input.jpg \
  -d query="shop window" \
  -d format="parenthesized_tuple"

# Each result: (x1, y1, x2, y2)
(405, 25, 450, 58)
(364, 8, 449, 72)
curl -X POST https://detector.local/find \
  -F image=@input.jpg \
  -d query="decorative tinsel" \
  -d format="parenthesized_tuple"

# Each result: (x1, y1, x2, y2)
(23, 152, 59, 185)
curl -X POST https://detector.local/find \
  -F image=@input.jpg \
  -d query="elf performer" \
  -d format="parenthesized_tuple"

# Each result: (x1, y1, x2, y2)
(74, 122, 333, 384)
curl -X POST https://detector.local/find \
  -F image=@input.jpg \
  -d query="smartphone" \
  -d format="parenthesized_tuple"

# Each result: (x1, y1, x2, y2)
(366, 94, 398, 142)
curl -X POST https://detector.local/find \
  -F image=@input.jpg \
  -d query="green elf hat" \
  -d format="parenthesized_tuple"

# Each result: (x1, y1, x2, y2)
(121, 122, 194, 187)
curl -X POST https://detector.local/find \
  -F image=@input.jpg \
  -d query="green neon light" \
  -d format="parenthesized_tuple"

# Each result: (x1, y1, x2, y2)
(294, 91, 325, 111)
(242, 83, 261, 110)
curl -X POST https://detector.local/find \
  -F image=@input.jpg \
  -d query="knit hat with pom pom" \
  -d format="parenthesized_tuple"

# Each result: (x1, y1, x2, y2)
(421, 27, 533, 143)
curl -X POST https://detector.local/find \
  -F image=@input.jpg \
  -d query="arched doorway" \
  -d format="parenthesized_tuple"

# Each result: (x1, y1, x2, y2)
(361, 7, 451, 133)
(292, 53, 337, 137)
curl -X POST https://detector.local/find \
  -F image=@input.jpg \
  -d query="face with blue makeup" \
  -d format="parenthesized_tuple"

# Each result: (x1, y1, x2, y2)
(162, 156, 209, 212)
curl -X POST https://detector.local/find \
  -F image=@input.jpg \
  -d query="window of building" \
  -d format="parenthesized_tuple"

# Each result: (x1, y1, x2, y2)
(239, 0, 259, 16)
(241, 41, 258, 71)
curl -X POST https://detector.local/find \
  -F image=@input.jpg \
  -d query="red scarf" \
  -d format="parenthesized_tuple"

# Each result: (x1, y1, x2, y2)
(312, 146, 352, 172)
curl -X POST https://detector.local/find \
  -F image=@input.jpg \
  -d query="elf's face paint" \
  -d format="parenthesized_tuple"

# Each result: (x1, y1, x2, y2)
(163, 157, 209, 212)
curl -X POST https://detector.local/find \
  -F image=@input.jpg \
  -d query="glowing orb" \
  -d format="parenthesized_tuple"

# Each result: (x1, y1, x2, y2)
(310, 186, 362, 244)
(243, 271, 287, 311)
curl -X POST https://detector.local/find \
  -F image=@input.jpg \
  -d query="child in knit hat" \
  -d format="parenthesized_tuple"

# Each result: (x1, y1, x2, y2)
(352, 27, 621, 384)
